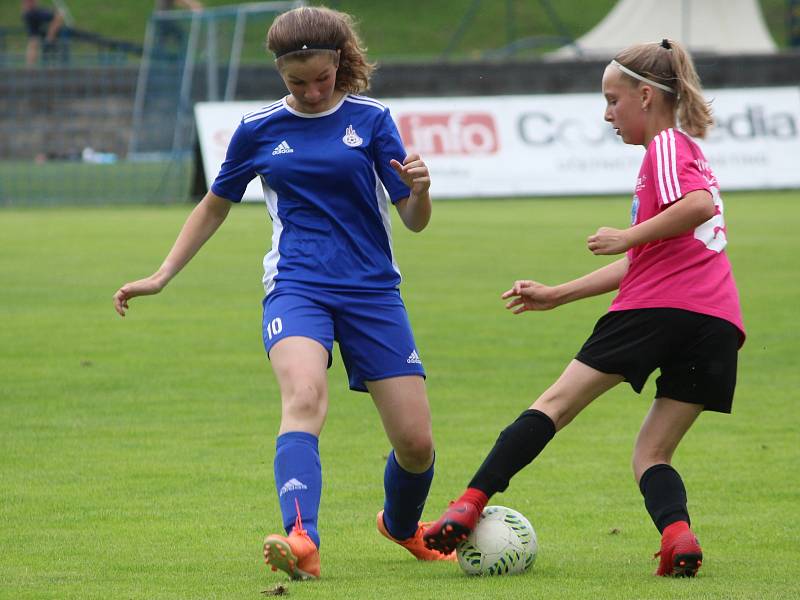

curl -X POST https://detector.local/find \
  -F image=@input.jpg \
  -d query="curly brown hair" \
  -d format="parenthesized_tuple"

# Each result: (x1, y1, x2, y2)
(267, 6, 375, 94)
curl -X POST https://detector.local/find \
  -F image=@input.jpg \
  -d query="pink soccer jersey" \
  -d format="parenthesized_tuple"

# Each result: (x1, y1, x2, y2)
(609, 128, 745, 341)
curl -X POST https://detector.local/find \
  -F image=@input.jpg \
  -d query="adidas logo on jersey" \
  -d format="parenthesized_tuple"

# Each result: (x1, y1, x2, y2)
(407, 350, 422, 364)
(272, 140, 294, 155)
(279, 478, 308, 497)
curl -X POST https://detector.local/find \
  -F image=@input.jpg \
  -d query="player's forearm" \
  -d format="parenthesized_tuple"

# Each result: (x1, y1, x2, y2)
(154, 193, 231, 286)
(398, 190, 432, 232)
(553, 257, 629, 305)
(627, 190, 715, 247)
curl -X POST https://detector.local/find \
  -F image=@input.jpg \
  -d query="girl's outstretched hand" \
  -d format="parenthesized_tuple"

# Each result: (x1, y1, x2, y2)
(501, 280, 561, 314)
(113, 276, 165, 317)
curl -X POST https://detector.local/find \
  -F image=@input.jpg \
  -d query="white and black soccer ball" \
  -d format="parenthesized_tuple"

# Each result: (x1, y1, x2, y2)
(456, 505, 537, 576)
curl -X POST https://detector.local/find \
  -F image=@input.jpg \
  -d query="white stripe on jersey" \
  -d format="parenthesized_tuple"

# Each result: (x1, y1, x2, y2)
(261, 175, 283, 295)
(655, 130, 681, 204)
(653, 134, 670, 204)
(667, 129, 682, 199)
(373, 168, 402, 281)
(243, 100, 282, 120)
(244, 101, 284, 124)
(348, 94, 387, 109)
(661, 131, 677, 202)
(344, 96, 387, 112)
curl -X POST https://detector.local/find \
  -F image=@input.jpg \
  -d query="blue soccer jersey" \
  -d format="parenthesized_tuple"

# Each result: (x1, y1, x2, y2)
(211, 94, 412, 293)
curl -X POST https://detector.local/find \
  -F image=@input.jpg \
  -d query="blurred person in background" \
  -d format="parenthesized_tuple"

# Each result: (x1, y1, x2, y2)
(154, 0, 204, 11)
(21, 0, 65, 66)
(152, 0, 204, 58)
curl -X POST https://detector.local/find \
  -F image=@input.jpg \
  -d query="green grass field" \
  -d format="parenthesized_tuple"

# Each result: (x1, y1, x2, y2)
(0, 160, 193, 206)
(1, 191, 798, 599)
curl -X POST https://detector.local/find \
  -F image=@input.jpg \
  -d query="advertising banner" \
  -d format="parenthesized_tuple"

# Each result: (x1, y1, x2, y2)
(195, 87, 800, 201)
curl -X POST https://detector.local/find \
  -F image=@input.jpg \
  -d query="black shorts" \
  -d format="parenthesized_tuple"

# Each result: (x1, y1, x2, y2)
(575, 308, 741, 413)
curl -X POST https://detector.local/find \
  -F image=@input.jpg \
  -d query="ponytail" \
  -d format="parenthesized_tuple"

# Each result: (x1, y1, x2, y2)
(613, 39, 713, 138)
(668, 40, 713, 138)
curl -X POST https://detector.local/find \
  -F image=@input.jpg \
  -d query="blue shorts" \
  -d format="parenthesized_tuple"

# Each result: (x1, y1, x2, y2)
(262, 284, 426, 392)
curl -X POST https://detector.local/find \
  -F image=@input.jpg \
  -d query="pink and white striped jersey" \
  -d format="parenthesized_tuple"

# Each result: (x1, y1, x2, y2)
(609, 128, 745, 341)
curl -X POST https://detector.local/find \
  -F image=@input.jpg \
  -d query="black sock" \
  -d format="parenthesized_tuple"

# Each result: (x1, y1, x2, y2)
(639, 463, 691, 533)
(468, 409, 556, 497)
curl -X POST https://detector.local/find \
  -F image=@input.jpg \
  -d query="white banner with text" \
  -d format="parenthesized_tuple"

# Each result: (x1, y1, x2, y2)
(195, 87, 800, 201)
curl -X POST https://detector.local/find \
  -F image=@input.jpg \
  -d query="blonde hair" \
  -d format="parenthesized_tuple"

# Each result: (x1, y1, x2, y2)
(614, 39, 713, 138)
(267, 6, 375, 94)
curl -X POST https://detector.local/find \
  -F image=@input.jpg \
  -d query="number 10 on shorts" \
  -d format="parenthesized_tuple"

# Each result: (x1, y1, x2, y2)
(266, 317, 283, 340)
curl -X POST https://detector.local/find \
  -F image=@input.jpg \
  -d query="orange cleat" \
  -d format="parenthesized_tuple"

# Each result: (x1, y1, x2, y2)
(264, 502, 320, 580)
(654, 521, 703, 577)
(376, 510, 458, 562)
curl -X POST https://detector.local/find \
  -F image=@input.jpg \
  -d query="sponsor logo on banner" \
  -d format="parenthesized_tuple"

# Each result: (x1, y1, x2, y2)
(706, 105, 798, 141)
(195, 88, 800, 200)
(398, 113, 499, 155)
(517, 111, 618, 146)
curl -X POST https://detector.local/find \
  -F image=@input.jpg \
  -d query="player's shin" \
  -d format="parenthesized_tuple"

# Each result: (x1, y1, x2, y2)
(467, 409, 557, 498)
(274, 431, 322, 548)
(382, 449, 434, 540)
(423, 409, 556, 552)
(638, 463, 690, 533)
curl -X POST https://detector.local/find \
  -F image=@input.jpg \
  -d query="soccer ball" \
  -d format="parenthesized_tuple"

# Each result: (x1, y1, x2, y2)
(456, 505, 537, 576)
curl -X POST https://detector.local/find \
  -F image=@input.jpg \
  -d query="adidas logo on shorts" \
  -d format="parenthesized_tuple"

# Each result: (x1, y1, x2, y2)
(272, 140, 294, 155)
(407, 350, 422, 364)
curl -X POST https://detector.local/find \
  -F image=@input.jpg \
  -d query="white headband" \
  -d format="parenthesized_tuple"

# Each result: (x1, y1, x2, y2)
(610, 60, 675, 94)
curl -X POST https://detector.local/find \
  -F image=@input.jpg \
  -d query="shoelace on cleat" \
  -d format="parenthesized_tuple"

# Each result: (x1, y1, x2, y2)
(293, 498, 307, 537)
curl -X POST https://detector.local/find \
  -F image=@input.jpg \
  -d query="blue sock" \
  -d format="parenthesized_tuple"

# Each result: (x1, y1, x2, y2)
(382, 450, 434, 540)
(274, 431, 321, 548)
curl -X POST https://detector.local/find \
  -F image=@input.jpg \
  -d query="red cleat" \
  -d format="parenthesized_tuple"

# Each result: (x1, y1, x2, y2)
(422, 499, 483, 555)
(654, 521, 703, 577)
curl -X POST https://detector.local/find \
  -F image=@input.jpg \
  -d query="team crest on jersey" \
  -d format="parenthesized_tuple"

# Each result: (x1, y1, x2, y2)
(630, 194, 640, 225)
(342, 124, 363, 147)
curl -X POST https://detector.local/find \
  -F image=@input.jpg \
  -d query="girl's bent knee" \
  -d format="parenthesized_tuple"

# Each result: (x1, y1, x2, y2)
(283, 384, 326, 419)
(394, 438, 434, 472)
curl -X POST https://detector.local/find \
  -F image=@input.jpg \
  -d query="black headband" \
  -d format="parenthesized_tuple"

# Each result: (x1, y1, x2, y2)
(274, 44, 339, 59)
(660, 38, 672, 50)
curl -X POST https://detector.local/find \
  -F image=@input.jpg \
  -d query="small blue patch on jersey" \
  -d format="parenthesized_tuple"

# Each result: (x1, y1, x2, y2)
(630, 195, 640, 225)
